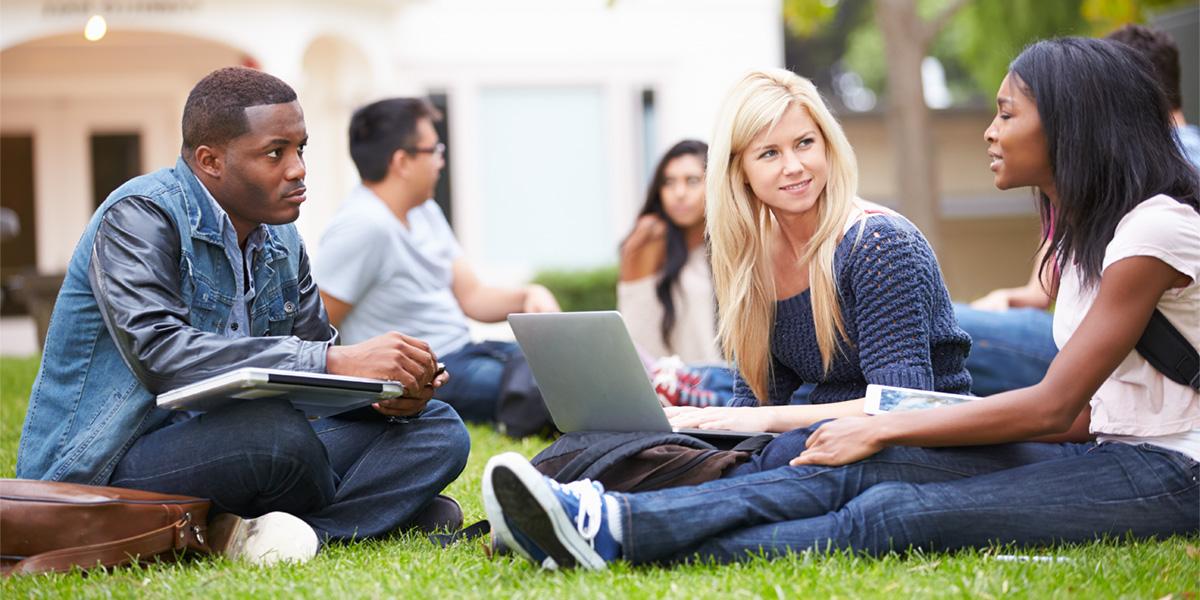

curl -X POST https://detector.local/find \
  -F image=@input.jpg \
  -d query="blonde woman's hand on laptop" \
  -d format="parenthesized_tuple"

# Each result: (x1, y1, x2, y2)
(662, 405, 698, 417)
(668, 398, 871, 434)
(667, 406, 777, 433)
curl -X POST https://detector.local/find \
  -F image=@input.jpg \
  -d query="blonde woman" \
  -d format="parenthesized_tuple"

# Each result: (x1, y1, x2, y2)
(667, 68, 971, 434)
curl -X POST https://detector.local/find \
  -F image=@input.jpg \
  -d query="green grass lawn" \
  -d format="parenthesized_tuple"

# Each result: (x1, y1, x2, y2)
(1, 354, 1196, 598)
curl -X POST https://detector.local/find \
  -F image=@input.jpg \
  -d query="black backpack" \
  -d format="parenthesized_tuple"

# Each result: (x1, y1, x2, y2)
(494, 351, 557, 439)
(426, 431, 774, 549)
(1138, 309, 1199, 391)
(530, 431, 775, 493)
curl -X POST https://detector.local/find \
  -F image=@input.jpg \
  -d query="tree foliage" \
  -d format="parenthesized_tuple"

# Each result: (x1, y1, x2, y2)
(948, 0, 1088, 100)
(783, 0, 842, 37)
(785, 0, 1195, 105)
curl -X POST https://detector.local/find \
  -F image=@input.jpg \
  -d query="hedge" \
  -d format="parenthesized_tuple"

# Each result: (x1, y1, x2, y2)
(531, 265, 619, 312)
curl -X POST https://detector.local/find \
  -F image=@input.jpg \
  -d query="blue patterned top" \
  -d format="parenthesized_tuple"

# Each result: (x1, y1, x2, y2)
(729, 214, 972, 406)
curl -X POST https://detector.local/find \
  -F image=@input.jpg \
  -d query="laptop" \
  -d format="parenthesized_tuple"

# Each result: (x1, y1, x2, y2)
(508, 311, 775, 443)
(156, 368, 406, 418)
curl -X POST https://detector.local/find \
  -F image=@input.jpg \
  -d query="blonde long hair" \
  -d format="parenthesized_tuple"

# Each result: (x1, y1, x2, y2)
(706, 68, 860, 404)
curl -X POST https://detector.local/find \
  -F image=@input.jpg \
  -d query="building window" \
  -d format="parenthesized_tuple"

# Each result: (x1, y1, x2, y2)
(91, 133, 141, 208)
(1, 135, 36, 315)
(641, 88, 656, 188)
(477, 86, 610, 272)
(428, 92, 454, 229)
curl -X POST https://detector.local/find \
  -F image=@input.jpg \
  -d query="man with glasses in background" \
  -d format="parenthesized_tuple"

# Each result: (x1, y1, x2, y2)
(315, 97, 560, 427)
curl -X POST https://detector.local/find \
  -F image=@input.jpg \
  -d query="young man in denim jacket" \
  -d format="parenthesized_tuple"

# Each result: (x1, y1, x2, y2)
(15, 67, 470, 565)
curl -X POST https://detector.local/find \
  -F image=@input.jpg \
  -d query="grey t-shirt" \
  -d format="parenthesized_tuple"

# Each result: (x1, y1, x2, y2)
(314, 186, 471, 354)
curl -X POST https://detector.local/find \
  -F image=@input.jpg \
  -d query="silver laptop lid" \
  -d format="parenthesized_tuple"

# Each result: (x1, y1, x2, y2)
(508, 311, 672, 433)
(156, 368, 405, 418)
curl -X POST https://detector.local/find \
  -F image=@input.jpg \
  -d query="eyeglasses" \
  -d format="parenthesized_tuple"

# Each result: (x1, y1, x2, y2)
(406, 142, 446, 157)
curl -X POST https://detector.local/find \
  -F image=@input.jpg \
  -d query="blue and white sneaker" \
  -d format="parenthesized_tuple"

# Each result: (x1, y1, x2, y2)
(482, 458, 556, 569)
(482, 452, 621, 570)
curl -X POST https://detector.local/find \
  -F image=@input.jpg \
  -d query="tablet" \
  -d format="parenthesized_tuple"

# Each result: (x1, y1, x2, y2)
(863, 384, 977, 415)
(156, 368, 406, 417)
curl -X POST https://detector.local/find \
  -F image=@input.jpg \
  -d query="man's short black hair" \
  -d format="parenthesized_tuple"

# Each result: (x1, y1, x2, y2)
(181, 66, 298, 153)
(348, 98, 443, 183)
(1106, 24, 1182, 110)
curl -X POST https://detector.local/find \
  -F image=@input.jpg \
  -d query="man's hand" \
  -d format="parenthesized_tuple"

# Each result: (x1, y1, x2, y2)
(790, 416, 885, 467)
(327, 331, 439, 392)
(372, 369, 450, 417)
(522, 284, 561, 313)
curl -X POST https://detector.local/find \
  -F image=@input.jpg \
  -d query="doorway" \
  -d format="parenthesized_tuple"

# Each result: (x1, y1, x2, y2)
(1, 135, 37, 316)
(91, 133, 142, 207)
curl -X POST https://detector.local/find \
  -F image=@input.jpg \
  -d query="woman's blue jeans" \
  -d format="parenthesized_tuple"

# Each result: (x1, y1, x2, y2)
(615, 427, 1199, 563)
(109, 398, 470, 542)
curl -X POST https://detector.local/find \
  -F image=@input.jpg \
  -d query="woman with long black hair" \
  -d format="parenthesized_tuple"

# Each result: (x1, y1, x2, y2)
(483, 37, 1199, 569)
(618, 140, 720, 364)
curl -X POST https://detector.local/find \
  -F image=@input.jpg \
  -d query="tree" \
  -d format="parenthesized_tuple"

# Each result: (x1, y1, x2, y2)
(872, 0, 969, 252)
(786, 0, 970, 252)
(783, 0, 873, 95)
(951, 0, 1189, 95)
(784, 0, 1191, 252)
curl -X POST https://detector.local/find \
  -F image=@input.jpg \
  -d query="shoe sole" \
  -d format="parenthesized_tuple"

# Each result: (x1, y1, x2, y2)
(482, 455, 536, 564)
(208, 512, 318, 566)
(487, 452, 606, 571)
(209, 513, 250, 559)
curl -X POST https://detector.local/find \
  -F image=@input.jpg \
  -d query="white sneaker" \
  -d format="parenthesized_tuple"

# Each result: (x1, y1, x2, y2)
(208, 511, 319, 566)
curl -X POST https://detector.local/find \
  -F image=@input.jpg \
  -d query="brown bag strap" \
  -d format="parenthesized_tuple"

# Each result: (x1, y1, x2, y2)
(3, 516, 192, 576)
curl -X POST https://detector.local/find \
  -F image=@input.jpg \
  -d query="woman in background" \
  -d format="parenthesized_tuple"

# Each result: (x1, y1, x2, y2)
(619, 140, 741, 407)
(618, 139, 720, 364)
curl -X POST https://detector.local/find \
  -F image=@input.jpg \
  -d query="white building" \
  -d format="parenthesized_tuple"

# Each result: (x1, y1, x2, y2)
(0, 0, 783, 284)
(4, 0, 1080, 356)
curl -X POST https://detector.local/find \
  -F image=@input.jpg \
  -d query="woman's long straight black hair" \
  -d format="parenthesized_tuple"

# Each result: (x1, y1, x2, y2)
(630, 139, 709, 351)
(1009, 37, 1199, 289)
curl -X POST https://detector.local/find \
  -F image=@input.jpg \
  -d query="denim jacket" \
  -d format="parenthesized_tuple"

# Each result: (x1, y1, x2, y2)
(16, 158, 334, 484)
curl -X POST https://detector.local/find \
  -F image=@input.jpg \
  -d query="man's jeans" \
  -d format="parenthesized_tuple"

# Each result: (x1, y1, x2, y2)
(436, 340, 522, 422)
(109, 399, 470, 542)
(954, 304, 1058, 396)
(616, 427, 1199, 563)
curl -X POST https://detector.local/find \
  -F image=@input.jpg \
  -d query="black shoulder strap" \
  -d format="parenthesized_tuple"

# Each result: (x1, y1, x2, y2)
(427, 519, 491, 549)
(1135, 309, 1200, 391)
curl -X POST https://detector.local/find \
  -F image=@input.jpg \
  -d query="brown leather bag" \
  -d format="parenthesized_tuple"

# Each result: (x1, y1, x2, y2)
(0, 479, 212, 576)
